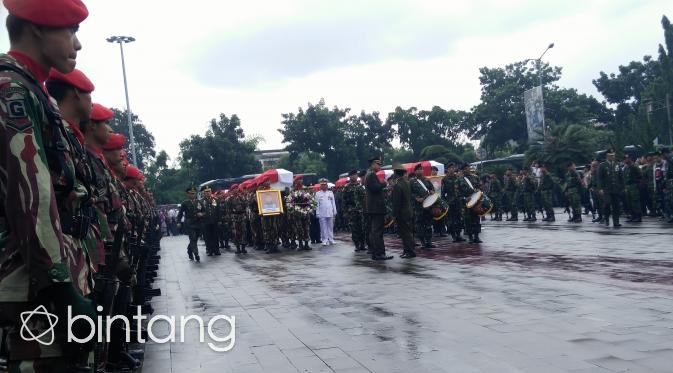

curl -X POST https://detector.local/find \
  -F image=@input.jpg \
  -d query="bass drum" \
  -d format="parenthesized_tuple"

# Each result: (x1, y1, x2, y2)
(422, 193, 449, 221)
(466, 191, 493, 216)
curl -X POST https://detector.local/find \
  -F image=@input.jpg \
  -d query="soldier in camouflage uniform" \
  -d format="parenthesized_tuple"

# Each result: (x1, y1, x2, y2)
(342, 170, 367, 251)
(217, 191, 231, 251)
(538, 165, 556, 222)
(597, 149, 623, 227)
(442, 163, 465, 242)
(622, 153, 643, 223)
(227, 185, 248, 254)
(257, 179, 281, 253)
(521, 169, 537, 221)
(564, 163, 583, 223)
(286, 177, 316, 251)
(488, 173, 504, 221)
(503, 169, 519, 221)
(0, 2, 98, 371)
(459, 164, 483, 243)
(410, 164, 436, 249)
(177, 187, 202, 261)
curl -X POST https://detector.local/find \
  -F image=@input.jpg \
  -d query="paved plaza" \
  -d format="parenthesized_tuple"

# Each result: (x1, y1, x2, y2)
(143, 212, 673, 373)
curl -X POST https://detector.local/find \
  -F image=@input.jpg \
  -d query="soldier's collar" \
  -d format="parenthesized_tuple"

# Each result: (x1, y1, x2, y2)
(7, 51, 49, 84)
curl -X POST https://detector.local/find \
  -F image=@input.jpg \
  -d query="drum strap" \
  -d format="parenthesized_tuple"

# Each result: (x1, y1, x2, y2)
(416, 179, 429, 194)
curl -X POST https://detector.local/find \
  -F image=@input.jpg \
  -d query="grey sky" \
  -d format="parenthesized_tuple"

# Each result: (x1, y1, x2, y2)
(1, 0, 671, 162)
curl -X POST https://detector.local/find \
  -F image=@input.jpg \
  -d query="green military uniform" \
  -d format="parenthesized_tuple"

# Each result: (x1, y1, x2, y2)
(391, 171, 415, 257)
(459, 170, 483, 242)
(228, 190, 248, 253)
(538, 172, 555, 221)
(410, 174, 435, 247)
(623, 160, 643, 222)
(565, 170, 583, 222)
(342, 178, 367, 250)
(442, 173, 465, 241)
(522, 173, 537, 221)
(247, 190, 264, 249)
(258, 186, 280, 253)
(201, 192, 220, 256)
(597, 156, 623, 226)
(217, 194, 231, 250)
(488, 176, 504, 221)
(504, 174, 519, 221)
(286, 186, 315, 250)
(1, 48, 97, 371)
(178, 193, 202, 260)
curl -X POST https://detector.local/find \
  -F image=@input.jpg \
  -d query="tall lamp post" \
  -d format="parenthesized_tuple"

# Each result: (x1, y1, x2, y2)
(106, 35, 138, 166)
(525, 42, 555, 142)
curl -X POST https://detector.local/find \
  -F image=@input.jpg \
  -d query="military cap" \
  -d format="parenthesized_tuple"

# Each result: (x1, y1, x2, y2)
(606, 148, 615, 155)
(102, 133, 126, 151)
(368, 155, 382, 164)
(3, 0, 89, 28)
(47, 68, 94, 93)
(348, 169, 358, 176)
(431, 166, 439, 172)
(186, 186, 197, 193)
(446, 162, 455, 168)
(358, 169, 367, 177)
(319, 178, 328, 184)
(125, 165, 143, 181)
(461, 163, 472, 170)
(201, 185, 212, 192)
(90, 103, 114, 122)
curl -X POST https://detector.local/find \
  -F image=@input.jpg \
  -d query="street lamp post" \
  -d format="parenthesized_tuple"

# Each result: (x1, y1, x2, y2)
(525, 42, 554, 142)
(106, 35, 137, 166)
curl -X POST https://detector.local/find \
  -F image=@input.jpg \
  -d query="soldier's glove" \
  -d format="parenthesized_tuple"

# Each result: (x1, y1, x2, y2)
(44, 284, 97, 354)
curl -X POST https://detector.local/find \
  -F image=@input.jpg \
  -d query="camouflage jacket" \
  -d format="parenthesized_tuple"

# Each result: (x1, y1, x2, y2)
(597, 161, 623, 193)
(409, 176, 434, 208)
(341, 181, 365, 212)
(623, 163, 642, 186)
(441, 175, 460, 203)
(538, 173, 555, 191)
(0, 53, 85, 302)
(178, 198, 202, 228)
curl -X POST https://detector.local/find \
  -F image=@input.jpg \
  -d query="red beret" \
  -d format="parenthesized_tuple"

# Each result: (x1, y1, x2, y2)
(47, 68, 94, 93)
(102, 133, 126, 151)
(3, 0, 89, 28)
(91, 103, 114, 122)
(125, 165, 143, 181)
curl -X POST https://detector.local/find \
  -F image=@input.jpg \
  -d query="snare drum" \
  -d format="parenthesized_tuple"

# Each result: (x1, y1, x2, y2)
(466, 191, 493, 216)
(422, 193, 450, 221)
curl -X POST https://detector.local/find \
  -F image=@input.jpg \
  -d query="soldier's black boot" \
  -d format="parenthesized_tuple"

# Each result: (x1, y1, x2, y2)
(224, 239, 230, 250)
(574, 214, 583, 223)
(530, 213, 537, 222)
(522, 215, 529, 222)
(631, 214, 642, 223)
(304, 240, 312, 250)
(472, 234, 483, 243)
(400, 249, 416, 259)
(266, 244, 280, 254)
(548, 214, 555, 222)
(592, 215, 603, 223)
(195, 254, 200, 262)
(235, 245, 241, 254)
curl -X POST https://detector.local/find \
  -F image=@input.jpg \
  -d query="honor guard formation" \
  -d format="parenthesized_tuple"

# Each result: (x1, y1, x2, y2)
(1, 0, 163, 371)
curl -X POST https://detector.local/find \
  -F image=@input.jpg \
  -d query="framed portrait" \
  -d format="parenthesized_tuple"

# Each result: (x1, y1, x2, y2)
(427, 176, 443, 195)
(256, 190, 284, 216)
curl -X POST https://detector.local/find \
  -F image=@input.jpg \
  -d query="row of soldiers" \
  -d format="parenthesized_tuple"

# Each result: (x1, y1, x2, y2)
(178, 176, 318, 260)
(1, 1, 162, 372)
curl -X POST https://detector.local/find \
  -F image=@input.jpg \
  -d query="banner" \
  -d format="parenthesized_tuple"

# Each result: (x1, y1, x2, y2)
(524, 86, 545, 143)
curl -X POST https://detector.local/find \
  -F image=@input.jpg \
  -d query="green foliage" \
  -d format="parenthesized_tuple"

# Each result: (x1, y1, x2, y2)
(419, 145, 462, 165)
(525, 123, 612, 176)
(386, 106, 467, 156)
(383, 147, 415, 164)
(276, 152, 327, 176)
(278, 99, 393, 179)
(179, 113, 261, 182)
(110, 108, 156, 170)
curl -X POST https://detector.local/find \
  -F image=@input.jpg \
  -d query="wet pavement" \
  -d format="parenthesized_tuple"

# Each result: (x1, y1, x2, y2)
(143, 210, 673, 373)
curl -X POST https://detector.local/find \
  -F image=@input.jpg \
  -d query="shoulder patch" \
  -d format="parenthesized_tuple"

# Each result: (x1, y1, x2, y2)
(0, 83, 33, 132)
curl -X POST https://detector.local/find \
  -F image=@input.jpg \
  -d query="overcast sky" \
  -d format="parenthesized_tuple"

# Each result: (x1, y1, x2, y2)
(2, 0, 671, 162)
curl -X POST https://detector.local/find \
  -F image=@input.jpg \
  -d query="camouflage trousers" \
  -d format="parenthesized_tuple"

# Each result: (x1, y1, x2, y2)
(505, 191, 518, 218)
(446, 200, 463, 234)
(290, 212, 310, 241)
(601, 191, 621, 223)
(463, 206, 481, 235)
(540, 190, 554, 217)
(249, 215, 263, 246)
(414, 207, 433, 244)
(231, 215, 246, 246)
(566, 188, 581, 217)
(523, 192, 536, 215)
(219, 221, 231, 243)
(624, 185, 641, 216)
(490, 193, 502, 215)
(347, 208, 365, 244)
(261, 216, 279, 245)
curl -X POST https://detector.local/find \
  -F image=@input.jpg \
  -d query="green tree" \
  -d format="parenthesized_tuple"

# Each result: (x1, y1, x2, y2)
(179, 113, 261, 183)
(276, 151, 327, 176)
(464, 61, 612, 152)
(110, 108, 156, 170)
(386, 106, 467, 156)
(419, 145, 463, 165)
